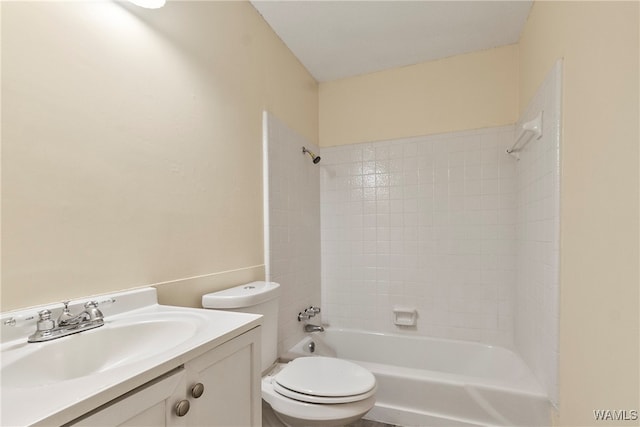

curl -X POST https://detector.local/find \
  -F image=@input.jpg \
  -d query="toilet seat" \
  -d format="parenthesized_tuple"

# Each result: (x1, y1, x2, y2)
(272, 382, 376, 404)
(272, 357, 376, 404)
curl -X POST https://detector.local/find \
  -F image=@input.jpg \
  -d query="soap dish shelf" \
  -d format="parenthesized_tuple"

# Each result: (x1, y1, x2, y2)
(393, 308, 417, 326)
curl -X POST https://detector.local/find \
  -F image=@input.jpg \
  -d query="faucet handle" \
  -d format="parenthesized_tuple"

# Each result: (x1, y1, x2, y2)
(58, 300, 74, 324)
(297, 311, 311, 321)
(38, 309, 52, 320)
(36, 309, 55, 331)
(84, 301, 104, 321)
(298, 306, 321, 321)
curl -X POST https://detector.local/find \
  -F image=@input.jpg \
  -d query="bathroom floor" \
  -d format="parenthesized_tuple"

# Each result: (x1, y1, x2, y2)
(262, 401, 397, 427)
(346, 419, 397, 427)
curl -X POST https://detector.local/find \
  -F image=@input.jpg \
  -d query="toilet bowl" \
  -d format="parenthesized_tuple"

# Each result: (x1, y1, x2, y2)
(202, 282, 377, 427)
(263, 357, 377, 427)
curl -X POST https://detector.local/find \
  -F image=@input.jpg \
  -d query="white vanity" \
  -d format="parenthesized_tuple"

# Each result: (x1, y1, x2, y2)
(0, 288, 262, 426)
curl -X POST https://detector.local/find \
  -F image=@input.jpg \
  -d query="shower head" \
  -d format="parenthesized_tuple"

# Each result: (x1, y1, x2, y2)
(302, 147, 321, 164)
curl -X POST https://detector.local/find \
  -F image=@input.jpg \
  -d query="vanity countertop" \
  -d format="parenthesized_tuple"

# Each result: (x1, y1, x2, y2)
(0, 288, 261, 426)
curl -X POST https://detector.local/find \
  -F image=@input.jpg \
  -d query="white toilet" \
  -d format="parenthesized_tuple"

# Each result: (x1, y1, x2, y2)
(202, 281, 377, 427)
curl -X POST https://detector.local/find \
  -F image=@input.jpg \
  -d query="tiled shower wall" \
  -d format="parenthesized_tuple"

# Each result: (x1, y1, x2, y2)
(264, 66, 559, 403)
(514, 61, 561, 406)
(264, 112, 321, 355)
(320, 126, 518, 347)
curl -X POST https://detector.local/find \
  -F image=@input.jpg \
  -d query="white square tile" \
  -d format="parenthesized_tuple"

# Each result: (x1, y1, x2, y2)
(320, 120, 553, 392)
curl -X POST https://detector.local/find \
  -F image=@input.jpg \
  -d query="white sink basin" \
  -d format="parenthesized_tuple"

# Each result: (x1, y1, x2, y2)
(2, 315, 200, 388)
(0, 287, 262, 427)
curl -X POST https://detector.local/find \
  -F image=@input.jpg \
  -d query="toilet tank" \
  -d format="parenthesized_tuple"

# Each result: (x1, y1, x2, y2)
(202, 281, 280, 373)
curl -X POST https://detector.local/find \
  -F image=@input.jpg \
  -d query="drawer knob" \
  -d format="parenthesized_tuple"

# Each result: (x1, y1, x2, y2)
(191, 383, 205, 399)
(175, 399, 190, 417)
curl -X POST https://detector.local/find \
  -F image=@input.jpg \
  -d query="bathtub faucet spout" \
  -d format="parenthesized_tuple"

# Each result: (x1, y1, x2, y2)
(304, 324, 324, 333)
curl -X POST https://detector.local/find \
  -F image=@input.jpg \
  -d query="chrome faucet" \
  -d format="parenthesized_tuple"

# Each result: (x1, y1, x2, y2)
(304, 324, 324, 333)
(297, 306, 321, 321)
(58, 300, 88, 326)
(298, 305, 324, 332)
(28, 301, 105, 343)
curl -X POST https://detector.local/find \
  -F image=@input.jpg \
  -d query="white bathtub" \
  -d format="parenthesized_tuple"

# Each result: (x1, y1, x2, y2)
(283, 329, 550, 427)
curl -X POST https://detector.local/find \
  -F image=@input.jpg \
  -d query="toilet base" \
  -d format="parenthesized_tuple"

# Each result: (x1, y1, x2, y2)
(262, 363, 376, 427)
(269, 403, 371, 427)
(263, 399, 375, 427)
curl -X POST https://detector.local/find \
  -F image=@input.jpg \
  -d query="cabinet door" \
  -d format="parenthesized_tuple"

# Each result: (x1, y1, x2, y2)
(185, 327, 261, 427)
(70, 368, 187, 427)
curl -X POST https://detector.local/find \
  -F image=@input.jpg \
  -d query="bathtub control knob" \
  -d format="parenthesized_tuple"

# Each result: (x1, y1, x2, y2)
(308, 341, 316, 353)
(175, 400, 190, 417)
(298, 311, 311, 321)
(191, 383, 205, 399)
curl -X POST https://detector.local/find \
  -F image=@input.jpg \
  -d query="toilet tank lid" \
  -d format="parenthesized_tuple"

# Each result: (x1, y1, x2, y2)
(202, 281, 280, 309)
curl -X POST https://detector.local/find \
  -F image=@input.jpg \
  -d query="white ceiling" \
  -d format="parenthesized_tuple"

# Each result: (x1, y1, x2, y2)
(251, 1, 533, 82)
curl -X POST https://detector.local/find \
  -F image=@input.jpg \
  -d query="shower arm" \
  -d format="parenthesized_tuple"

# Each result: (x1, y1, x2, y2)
(302, 146, 321, 164)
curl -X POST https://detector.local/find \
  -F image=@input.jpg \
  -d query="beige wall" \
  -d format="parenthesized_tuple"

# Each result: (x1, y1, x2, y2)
(519, 2, 639, 425)
(319, 3, 639, 424)
(1, 1, 318, 311)
(2, 2, 639, 424)
(319, 44, 518, 147)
